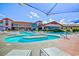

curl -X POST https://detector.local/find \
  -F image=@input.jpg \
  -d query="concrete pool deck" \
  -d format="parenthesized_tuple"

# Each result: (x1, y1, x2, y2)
(0, 32, 79, 56)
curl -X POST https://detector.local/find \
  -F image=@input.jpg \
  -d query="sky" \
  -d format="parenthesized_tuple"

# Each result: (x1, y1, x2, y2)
(0, 3, 79, 24)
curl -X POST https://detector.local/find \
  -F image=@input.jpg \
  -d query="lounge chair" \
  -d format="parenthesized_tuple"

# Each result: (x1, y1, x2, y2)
(5, 49, 32, 56)
(40, 47, 71, 56)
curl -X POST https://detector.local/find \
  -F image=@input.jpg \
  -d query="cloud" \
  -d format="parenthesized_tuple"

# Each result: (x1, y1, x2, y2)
(29, 16, 33, 18)
(69, 18, 79, 23)
(27, 15, 33, 18)
(30, 11, 39, 18)
(59, 19, 75, 24)
(65, 19, 76, 24)
(48, 18, 55, 22)
(0, 14, 6, 17)
(59, 19, 66, 24)
(60, 19, 71, 24)
(43, 21, 48, 24)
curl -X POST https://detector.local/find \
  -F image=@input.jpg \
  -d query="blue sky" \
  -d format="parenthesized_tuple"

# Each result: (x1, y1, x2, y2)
(0, 3, 79, 24)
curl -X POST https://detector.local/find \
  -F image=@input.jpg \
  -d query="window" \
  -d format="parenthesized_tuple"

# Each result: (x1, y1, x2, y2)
(13, 24, 18, 27)
(26, 24, 30, 26)
(5, 20, 8, 25)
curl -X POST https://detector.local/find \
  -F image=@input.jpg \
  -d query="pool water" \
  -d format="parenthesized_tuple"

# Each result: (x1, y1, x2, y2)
(4, 32, 60, 43)
(48, 32, 70, 35)
(19, 35, 60, 42)
(20, 32, 38, 36)
(4, 35, 60, 43)
(20, 32, 35, 36)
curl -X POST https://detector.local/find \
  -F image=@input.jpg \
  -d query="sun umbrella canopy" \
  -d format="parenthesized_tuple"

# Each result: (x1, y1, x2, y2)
(26, 3, 79, 15)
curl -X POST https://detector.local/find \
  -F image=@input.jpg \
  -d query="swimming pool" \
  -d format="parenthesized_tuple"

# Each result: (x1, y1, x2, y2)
(4, 32, 60, 43)
(5, 35, 60, 43)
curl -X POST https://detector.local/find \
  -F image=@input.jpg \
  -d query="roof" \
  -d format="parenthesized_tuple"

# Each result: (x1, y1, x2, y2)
(35, 20, 42, 23)
(40, 21, 62, 27)
(0, 20, 3, 22)
(47, 21, 61, 25)
(13, 21, 32, 24)
(2, 18, 13, 21)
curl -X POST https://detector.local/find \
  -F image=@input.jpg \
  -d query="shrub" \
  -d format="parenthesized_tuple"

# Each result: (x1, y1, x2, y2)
(35, 28, 39, 32)
(72, 29, 79, 32)
(45, 28, 48, 32)
(52, 29, 64, 32)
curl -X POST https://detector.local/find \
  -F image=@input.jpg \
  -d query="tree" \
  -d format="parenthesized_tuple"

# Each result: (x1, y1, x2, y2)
(45, 28, 48, 32)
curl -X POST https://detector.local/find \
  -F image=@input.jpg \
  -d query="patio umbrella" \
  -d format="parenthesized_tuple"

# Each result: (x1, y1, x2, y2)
(19, 3, 79, 15)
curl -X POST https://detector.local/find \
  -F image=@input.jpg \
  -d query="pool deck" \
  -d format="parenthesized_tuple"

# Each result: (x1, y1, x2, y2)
(0, 32, 79, 56)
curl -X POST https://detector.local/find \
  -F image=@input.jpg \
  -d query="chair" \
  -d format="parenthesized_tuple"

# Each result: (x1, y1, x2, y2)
(40, 47, 70, 56)
(5, 49, 32, 56)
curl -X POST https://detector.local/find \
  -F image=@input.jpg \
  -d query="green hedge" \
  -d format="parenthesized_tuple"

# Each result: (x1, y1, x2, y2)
(50, 29, 64, 32)
(72, 29, 79, 32)
(42, 29, 64, 32)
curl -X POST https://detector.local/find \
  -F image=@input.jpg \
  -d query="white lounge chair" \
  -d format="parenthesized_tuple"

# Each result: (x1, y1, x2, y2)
(5, 49, 32, 56)
(40, 47, 71, 56)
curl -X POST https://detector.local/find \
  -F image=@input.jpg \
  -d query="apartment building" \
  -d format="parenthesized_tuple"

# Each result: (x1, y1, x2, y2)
(62, 24, 79, 30)
(0, 18, 32, 31)
(12, 21, 32, 31)
(39, 21, 62, 30)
